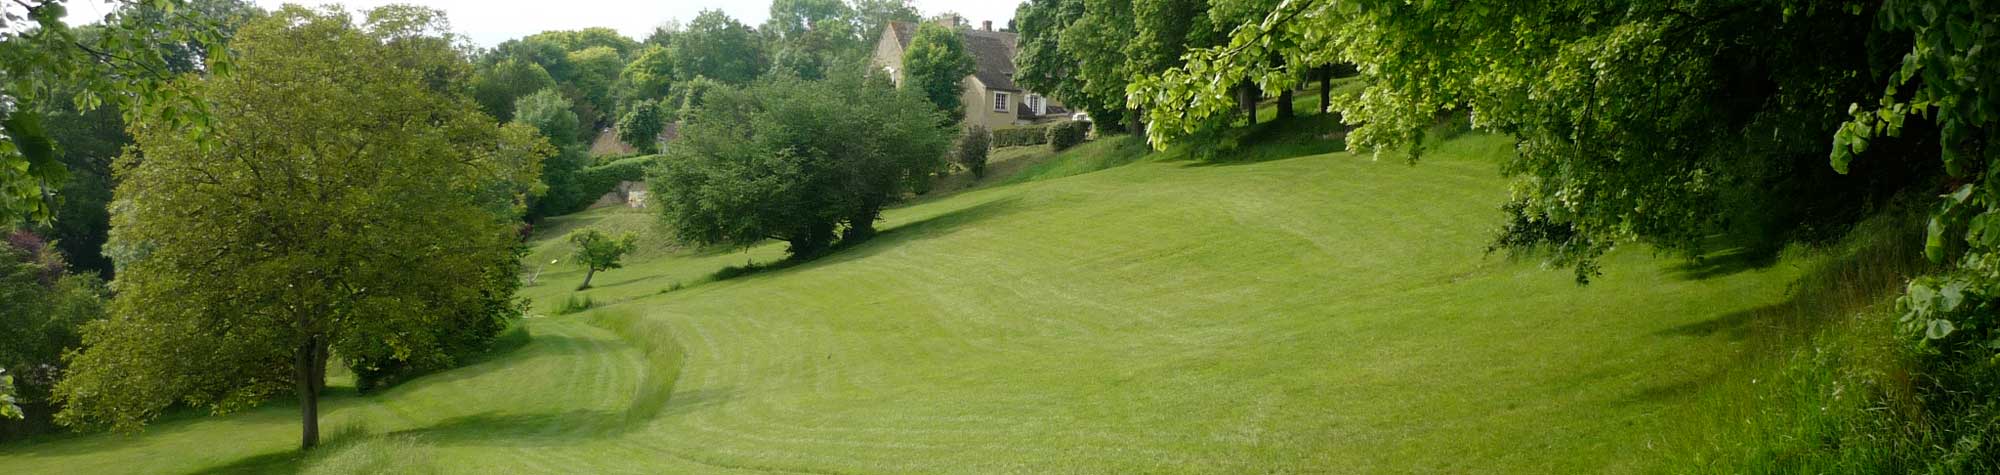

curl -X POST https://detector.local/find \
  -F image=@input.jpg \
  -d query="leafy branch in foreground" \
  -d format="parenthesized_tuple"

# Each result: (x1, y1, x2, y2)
(1132, 0, 1921, 284)
(1, 0, 240, 224)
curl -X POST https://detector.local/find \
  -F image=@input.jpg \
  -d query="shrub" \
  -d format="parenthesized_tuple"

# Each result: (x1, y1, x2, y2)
(992, 125, 1049, 148)
(1048, 120, 1089, 151)
(955, 125, 992, 178)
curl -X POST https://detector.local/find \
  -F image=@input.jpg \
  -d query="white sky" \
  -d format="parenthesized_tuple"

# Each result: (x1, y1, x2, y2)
(62, 0, 1020, 47)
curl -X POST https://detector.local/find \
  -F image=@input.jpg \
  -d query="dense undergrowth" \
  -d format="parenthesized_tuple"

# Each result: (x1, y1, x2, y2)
(1673, 206, 2000, 471)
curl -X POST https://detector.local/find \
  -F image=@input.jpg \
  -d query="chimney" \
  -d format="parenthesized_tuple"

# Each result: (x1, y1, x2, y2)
(982, 20, 993, 32)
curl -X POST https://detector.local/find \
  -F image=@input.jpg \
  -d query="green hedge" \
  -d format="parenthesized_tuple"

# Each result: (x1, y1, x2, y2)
(538, 155, 662, 218)
(992, 125, 1050, 148)
(572, 155, 659, 201)
(1048, 121, 1089, 151)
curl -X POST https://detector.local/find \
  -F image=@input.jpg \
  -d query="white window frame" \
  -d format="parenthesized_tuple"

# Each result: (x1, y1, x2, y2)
(1027, 95, 1043, 115)
(994, 91, 1011, 112)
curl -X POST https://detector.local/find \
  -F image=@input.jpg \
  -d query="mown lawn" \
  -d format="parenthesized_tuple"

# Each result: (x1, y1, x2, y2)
(0, 132, 1807, 473)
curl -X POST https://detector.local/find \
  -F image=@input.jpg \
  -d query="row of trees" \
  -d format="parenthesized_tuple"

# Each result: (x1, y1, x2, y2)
(467, 1, 931, 155)
(1013, 0, 1339, 137)
(464, 1, 946, 221)
(2, 0, 970, 449)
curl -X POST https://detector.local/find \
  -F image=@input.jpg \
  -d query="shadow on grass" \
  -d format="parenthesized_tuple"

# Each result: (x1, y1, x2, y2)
(703, 197, 1025, 284)
(1657, 306, 1771, 341)
(1171, 113, 1350, 167)
(1669, 245, 1784, 281)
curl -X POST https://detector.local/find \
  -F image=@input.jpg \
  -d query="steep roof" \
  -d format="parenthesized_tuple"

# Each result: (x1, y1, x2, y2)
(887, 22, 1021, 92)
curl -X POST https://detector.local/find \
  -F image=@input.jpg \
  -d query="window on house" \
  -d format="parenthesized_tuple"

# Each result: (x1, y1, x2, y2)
(1027, 95, 1043, 114)
(994, 92, 1010, 112)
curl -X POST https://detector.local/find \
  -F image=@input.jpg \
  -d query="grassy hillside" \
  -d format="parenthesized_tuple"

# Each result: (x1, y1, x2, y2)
(1, 131, 1818, 473)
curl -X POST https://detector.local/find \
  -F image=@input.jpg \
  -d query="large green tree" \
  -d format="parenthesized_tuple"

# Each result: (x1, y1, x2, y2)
(672, 10, 767, 85)
(54, 5, 544, 449)
(899, 22, 975, 122)
(651, 69, 950, 257)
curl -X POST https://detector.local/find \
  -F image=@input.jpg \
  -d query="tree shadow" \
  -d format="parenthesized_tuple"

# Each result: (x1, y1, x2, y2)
(1171, 113, 1351, 167)
(1669, 245, 1784, 281)
(704, 197, 1024, 284)
(1655, 306, 1770, 341)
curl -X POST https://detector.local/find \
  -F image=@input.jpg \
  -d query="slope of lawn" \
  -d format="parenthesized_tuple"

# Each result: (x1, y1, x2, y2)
(0, 130, 1812, 473)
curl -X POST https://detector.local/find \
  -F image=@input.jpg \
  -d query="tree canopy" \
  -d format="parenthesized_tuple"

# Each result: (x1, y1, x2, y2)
(617, 45, 677, 107)
(672, 10, 767, 85)
(563, 45, 625, 132)
(53, 5, 544, 449)
(1130, 0, 1928, 283)
(471, 58, 556, 122)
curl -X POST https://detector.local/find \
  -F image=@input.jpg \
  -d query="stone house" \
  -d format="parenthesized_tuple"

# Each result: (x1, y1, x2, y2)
(871, 19, 1068, 130)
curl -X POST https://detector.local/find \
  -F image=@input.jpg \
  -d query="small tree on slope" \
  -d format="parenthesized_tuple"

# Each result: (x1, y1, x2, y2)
(570, 229, 638, 290)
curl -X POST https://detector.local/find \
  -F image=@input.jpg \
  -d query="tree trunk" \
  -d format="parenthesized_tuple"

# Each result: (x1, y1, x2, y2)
(1319, 66, 1332, 114)
(1127, 108, 1144, 136)
(844, 207, 880, 242)
(312, 342, 328, 397)
(295, 334, 320, 451)
(787, 221, 838, 259)
(578, 268, 596, 290)
(1277, 88, 1294, 120)
(1237, 81, 1260, 126)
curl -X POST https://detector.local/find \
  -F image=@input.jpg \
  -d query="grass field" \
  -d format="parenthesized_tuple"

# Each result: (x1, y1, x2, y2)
(0, 131, 1816, 473)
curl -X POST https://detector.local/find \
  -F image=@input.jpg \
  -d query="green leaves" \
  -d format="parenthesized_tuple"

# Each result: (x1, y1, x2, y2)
(56, 5, 533, 435)
(901, 22, 976, 121)
(652, 70, 952, 256)
(1, 370, 20, 420)
(569, 229, 639, 273)
(0, 0, 237, 225)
